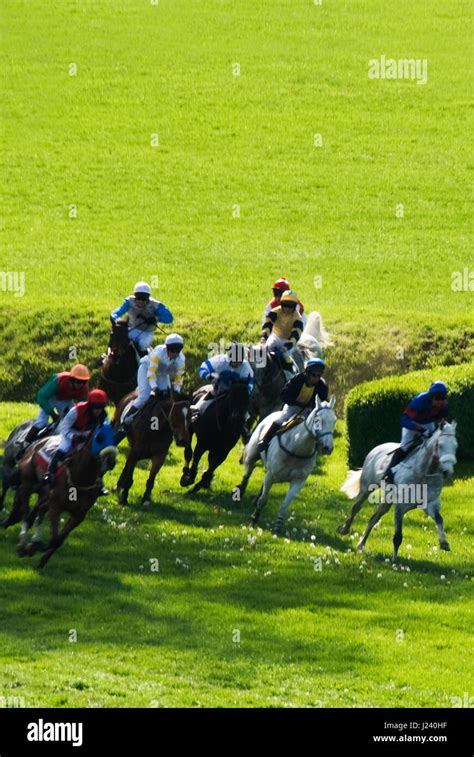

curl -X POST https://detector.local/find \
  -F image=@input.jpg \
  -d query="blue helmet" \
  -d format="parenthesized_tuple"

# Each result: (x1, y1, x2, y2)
(305, 358, 325, 373)
(429, 381, 448, 397)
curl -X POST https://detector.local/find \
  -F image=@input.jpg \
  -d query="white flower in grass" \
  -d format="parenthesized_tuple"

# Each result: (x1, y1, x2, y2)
(377, 573, 382, 578)
(403, 582, 409, 588)
(440, 575, 446, 580)
(406, 544, 412, 550)
(264, 571, 272, 577)
(311, 535, 316, 541)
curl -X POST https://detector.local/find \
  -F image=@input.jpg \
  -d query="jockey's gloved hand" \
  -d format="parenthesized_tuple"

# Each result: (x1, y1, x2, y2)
(143, 316, 156, 326)
(284, 341, 293, 351)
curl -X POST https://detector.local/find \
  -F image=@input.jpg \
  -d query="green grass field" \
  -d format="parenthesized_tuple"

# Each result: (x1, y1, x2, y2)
(1, 403, 472, 708)
(0, 0, 472, 709)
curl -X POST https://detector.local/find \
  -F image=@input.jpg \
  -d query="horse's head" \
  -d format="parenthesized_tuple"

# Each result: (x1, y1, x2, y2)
(307, 395, 337, 454)
(432, 420, 458, 479)
(90, 422, 118, 473)
(109, 319, 130, 359)
(168, 399, 191, 447)
(227, 380, 250, 421)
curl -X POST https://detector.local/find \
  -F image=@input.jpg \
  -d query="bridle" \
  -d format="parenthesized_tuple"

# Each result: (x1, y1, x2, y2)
(276, 406, 334, 460)
(157, 399, 189, 442)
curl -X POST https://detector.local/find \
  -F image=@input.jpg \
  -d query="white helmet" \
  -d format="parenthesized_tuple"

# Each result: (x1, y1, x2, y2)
(165, 333, 184, 347)
(134, 281, 151, 296)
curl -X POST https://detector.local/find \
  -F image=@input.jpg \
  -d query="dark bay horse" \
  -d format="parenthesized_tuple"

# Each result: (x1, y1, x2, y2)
(13, 424, 117, 567)
(99, 320, 140, 405)
(114, 391, 190, 508)
(180, 380, 250, 493)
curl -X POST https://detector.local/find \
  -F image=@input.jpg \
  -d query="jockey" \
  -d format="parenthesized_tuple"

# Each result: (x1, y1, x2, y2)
(260, 290, 304, 378)
(262, 277, 305, 324)
(117, 333, 186, 437)
(384, 381, 449, 483)
(191, 342, 254, 420)
(42, 389, 109, 486)
(20, 364, 91, 451)
(110, 281, 173, 356)
(258, 358, 328, 452)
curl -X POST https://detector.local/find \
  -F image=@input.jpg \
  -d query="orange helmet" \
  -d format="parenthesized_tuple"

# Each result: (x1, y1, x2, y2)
(88, 389, 108, 406)
(70, 364, 91, 381)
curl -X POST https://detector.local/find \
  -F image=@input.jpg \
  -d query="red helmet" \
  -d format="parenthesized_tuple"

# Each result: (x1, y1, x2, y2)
(88, 389, 108, 406)
(272, 277, 290, 293)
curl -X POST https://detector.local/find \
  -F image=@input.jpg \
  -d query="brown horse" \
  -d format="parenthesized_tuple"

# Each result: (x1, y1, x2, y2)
(114, 391, 190, 508)
(99, 320, 140, 405)
(14, 424, 117, 568)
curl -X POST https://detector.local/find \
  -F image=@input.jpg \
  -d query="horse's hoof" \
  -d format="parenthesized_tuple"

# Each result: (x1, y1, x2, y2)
(249, 512, 259, 526)
(142, 499, 151, 510)
(337, 524, 349, 535)
(356, 541, 364, 552)
(17, 544, 28, 558)
(120, 496, 128, 507)
(440, 540, 450, 551)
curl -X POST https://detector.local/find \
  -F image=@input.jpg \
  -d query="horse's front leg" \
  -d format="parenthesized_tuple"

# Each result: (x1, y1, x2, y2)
(180, 429, 195, 486)
(183, 438, 206, 489)
(427, 498, 450, 551)
(250, 471, 274, 525)
(391, 505, 407, 562)
(142, 450, 167, 508)
(273, 478, 306, 535)
(356, 500, 392, 551)
(116, 450, 139, 506)
(38, 507, 86, 569)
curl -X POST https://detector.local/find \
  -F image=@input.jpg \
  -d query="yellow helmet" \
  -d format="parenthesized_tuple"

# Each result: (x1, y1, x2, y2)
(280, 290, 299, 305)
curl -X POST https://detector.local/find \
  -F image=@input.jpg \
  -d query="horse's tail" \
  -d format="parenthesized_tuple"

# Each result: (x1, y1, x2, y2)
(303, 311, 334, 348)
(340, 469, 362, 499)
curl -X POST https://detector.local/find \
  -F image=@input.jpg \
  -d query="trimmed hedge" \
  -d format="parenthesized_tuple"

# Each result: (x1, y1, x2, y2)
(345, 363, 474, 468)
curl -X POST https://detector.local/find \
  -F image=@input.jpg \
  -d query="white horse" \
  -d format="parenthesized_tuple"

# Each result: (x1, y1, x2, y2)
(338, 421, 458, 560)
(237, 396, 337, 534)
(296, 311, 334, 364)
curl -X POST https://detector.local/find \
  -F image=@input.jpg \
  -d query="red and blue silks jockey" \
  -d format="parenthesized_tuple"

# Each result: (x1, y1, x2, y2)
(385, 381, 449, 482)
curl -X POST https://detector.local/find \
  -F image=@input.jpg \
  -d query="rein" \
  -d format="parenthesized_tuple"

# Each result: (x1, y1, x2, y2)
(275, 407, 332, 460)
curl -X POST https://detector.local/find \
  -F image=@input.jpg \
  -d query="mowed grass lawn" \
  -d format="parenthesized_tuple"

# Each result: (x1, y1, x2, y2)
(0, 403, 472, 707)
(0, 0, 472, 330)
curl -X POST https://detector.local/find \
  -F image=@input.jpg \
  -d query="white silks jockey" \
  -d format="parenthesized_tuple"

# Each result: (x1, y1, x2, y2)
(110, 281, 173, 355)
(117, 334, 186, 437)
(191, 342, 254, 419)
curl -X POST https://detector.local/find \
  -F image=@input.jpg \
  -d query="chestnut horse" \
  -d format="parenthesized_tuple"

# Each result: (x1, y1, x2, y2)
(13, 423, 117, 567)
(114, 391, 190, 508)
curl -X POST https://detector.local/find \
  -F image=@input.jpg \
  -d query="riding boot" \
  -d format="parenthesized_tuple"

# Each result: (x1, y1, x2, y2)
(257, 422, 281, 453)
(42, 449, 66, 486)
(115, 406, 139, 444)
(384, 446, 409, 484)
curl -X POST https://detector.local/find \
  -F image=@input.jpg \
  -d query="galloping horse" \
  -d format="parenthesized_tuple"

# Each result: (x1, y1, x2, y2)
(180, 380, 250, 493)
(338, 421, 458, 560)
(99, 319, 140, 405)
(114, 391, 190, 507)
(14, 423, 117, 567)
(237, 396, 336, 534)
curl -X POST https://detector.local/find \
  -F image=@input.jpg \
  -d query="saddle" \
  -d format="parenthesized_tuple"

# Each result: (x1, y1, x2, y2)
(276, 414, 305, 435)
